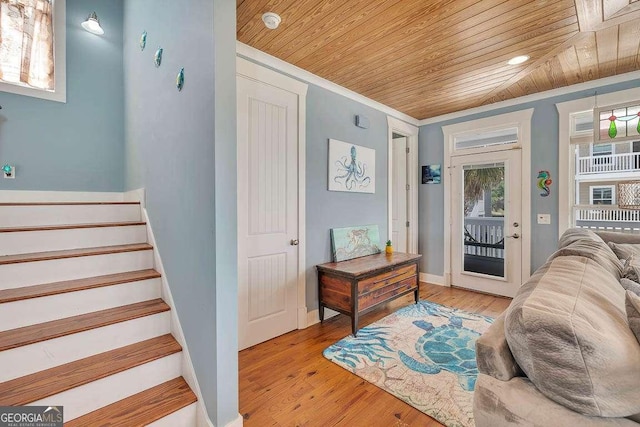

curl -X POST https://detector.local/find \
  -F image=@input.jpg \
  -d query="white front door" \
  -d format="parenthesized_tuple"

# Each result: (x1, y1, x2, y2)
(450, 149, 522, 297)
(237, 75, 299, 350)
(392, 137, 408, 252)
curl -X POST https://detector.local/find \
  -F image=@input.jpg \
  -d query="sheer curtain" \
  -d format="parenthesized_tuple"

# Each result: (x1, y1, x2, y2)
(0, 0, 54, 90)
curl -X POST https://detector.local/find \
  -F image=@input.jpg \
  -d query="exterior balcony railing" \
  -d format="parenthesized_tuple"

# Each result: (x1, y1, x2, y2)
(574, 205, 640, 233)
(576, 152, 640, 175)
(463, 217, 505, 259)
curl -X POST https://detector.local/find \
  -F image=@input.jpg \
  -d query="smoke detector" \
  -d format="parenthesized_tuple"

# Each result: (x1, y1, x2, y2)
(262, 12, 281, 30)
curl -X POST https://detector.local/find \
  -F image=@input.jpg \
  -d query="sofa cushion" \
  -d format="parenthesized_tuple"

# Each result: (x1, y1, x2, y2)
(549, 237, 624, 280)
(504, 255, 640, 417)
(609, 242, 640, 262)
(557, 228, 604, 249)
(627, 291, 640, 344)
(621, 278, 640, 297)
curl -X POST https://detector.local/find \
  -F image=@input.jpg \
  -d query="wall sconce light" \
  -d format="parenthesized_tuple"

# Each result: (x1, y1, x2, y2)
(82, 12, 104, 35)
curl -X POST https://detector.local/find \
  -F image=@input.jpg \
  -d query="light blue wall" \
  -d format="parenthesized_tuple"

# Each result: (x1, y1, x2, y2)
(0, 0, 124, 192)
(305, 85, 389, 309)
(123, 1, 237, 425)
(236, 56, 392, 312)
(419, 78, 640, 276)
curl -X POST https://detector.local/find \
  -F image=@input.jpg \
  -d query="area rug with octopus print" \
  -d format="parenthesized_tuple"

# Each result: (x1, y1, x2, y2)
(323, 301, 494, 427)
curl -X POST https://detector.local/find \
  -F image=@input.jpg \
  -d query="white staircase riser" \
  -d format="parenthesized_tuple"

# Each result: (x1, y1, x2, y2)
(0, 225, 148, 256)
(0, 205, 141, 227)
(148, 403, 197, 427)
(0, 312, 170, 383)
(0, 279, 161, 331)
(0, 250, 154, 290)
(32, 353, 182, 421)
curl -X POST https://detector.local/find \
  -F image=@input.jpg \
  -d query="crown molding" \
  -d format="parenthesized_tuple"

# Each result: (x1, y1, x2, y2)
(236, 41, 419, 127)
(419, 71, 640, 126)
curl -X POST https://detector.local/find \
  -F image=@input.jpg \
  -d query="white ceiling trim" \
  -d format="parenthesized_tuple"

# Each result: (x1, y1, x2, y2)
(419, 71, 640, 126)
(236, 41, 420, 127)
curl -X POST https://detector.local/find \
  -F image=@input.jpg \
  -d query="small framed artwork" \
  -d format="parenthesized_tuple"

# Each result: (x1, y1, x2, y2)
(328, 139, 375, 193)
(422, 164, 441, 184)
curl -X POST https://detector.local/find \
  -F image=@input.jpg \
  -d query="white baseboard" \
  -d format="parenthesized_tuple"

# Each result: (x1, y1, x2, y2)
(225, 413, 244, 427)
(306, 307, 340, 327)
(124, 188, 146, 208)
(141, 206, 213, 427)
(420, 273, 448, 287)
(0, 190, 124, 202)
(297, 307, 308, 329)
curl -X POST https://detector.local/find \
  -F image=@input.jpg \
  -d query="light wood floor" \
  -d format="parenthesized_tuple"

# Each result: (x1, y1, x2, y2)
(239, 283, 511, 427)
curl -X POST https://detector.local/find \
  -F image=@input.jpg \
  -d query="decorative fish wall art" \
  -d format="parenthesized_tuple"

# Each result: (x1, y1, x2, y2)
(176, 68, 185, 91)
(154, 47, 163, 67)
(139, 30, 147, 51)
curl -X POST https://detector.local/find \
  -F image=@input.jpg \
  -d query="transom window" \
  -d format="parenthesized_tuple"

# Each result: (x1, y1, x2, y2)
(0, 0, 65, 102)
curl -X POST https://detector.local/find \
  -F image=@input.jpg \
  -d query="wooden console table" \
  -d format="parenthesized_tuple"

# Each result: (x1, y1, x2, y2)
(316, 252, 422, 336)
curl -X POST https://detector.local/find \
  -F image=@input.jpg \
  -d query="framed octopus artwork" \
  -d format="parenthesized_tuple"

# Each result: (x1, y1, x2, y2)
(328, 139, 376, 194)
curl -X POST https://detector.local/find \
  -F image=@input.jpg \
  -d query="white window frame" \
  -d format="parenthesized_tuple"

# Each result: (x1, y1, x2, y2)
(590, 142, 614, 157)
(0, 0, 66, 102)
(589, 185, 616, 205)
(556, 87, 640, 236)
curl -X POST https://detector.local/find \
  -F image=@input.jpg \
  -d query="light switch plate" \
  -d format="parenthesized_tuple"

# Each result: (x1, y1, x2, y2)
(537, 214, 551, 225)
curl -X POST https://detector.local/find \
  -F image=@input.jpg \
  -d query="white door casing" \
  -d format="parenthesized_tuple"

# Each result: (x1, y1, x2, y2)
(237, 58, 308, 350)
(442, 108, 532, 293)
(450, 150, 523, 297)
(392, 137, 408, 252)
(387, 116, 419, 254)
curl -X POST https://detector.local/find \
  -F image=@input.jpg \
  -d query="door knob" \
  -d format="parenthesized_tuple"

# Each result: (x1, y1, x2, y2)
(290, 239, 299, 246)
(505, 233, 520, 239)
(513, 222, 519, 227)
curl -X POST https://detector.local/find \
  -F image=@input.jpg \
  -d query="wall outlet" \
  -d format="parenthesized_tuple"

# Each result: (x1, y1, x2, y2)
(2, 165, 15, 179)
(537, 213, 551, 225)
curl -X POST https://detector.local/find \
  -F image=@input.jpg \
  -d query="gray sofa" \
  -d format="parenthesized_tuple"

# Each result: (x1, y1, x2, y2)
(474, 229, 640, 426)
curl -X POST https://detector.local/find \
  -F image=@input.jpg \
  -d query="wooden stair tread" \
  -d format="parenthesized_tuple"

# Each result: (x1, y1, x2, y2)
(0, 335, 181, 406)
(0, 299, 170, 351)
(0, 270, 161, 304)
(0, 202, 140, 206)
(0, 221, 146, 233)
(0, 243, 152, 265)
(65, 377, 196, 427)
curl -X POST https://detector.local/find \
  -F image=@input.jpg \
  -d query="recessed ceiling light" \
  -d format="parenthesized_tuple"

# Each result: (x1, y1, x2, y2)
(507, 55, 530, 65)
(262, 12, 281, 30)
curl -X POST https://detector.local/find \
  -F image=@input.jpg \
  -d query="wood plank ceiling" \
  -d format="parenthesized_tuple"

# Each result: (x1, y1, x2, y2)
(237, 0, 640, 120)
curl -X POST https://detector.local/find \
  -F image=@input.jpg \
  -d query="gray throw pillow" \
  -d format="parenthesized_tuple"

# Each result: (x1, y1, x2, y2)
(621, 278, 640, 297)
(623, 259, 640, 282)
(627, 291, 640, 344)
(609, 242, 640, 262)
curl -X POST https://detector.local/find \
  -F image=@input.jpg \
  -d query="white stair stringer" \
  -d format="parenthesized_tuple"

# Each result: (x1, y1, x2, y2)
(32, 352, 183, 421)
(0, 312, 170, 383)
(0, 249, 154, 290)
(0, 224, 148, 256)
(0, 278, 161, 331)
(139, 205, 214, 427)
(0, 204, 141, 227)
